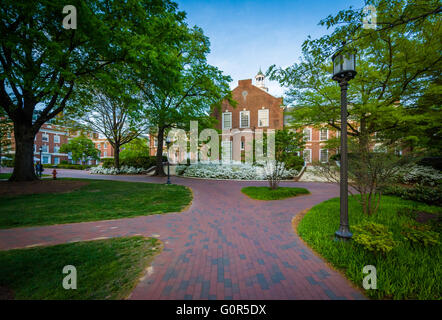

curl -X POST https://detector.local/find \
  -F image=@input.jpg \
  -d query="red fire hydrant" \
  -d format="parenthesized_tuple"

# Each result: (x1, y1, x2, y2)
(52, 169, 57, 180)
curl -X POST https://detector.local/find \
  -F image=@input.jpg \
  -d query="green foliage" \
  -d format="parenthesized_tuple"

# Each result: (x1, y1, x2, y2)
(241, 186, 309, 201)
(59, 135, 99, 163)
(353, 222, 397, 255)
(382, 184, 442, 206)
(102, 156, 166, 169)
(401, 225, 439, 247)
(297, 194, 442, 299)
(120, 138, 150, 159)
(268, 0, 442, 156)
(284, 155, 304, 171)
(42, 164, 92, 170)
(0, 237, 160, 299)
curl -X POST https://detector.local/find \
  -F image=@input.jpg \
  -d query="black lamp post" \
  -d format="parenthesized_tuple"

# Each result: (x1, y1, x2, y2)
(332, 48, 357, 240)
(165, 136, 171, 185)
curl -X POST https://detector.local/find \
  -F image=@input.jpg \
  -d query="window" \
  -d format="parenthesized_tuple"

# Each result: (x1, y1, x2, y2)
(54, 146, 60, 153)
(103, 151, 107, 157)
(239, 111, 250, 128)
(42, 155, 50, 164)
(258, 109, 269, 127)
(222, 112, 232, 129)
(97, 144, 101, 149)
(320, 149, 329, 163)
(303, 128, 312, 141)
(241, 140, 245, 150)
(103, 142, 107, 149)
(154, 139, 158, 147)
(320, 128, 328, 141)
(42, 134, 49, 142)
(221, 141, 232, 162)
(54, 157, 59, 165)
(42, 145, 49, 153)
(54, 135, 60, 143)
(303, 149, 312, 163)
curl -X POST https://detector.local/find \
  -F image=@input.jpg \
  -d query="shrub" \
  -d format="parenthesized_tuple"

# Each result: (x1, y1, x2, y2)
(102, 156, 167, 169)
(395, 164, 442, 186)
(382, 184, 442, 206)
(90, 165, 145, 175)
(177, 161, 297, 180)
(401, 225, 439, 247)
(284, 155, 304, 171)
(43, 164, 92, 170)
(352, 222, 397, 255)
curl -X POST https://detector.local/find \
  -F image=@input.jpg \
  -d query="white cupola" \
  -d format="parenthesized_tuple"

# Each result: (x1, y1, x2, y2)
(255, 68, 268, 92)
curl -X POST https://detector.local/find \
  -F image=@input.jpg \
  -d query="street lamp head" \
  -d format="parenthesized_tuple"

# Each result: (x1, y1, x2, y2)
(39, 147, 42, 152)
(165, 136, 172, 147)
(332, 50, 357, 82)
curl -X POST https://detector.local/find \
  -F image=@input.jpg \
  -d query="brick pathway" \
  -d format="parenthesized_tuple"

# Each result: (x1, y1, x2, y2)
(0, 169, 366, 300)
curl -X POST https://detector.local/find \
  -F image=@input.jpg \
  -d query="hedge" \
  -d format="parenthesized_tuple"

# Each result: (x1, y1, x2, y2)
(102, 156, 167, 169)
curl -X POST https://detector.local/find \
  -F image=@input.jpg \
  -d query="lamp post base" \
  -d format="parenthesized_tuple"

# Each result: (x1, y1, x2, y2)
(335, 228, 353, 241)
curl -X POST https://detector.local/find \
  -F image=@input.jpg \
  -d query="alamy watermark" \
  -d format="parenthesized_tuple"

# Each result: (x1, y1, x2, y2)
(62, 5, 77, 30)
(62, 265, 77, 290)
(362, 265, 377, 290)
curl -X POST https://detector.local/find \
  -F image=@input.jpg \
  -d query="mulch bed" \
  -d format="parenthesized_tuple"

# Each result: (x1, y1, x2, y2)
(0, 180, 89, 196)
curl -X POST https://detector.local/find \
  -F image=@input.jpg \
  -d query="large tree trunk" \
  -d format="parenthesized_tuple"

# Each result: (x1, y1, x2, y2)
(113, 144, 120, 170)
(154, 126, 166, 176)
(10, 123, 38, 181)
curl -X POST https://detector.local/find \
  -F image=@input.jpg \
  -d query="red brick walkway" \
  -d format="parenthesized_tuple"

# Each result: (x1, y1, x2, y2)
(0, 169, 366, 300)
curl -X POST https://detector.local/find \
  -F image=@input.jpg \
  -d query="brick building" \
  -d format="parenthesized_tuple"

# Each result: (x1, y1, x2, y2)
(213, 70, 338, 163)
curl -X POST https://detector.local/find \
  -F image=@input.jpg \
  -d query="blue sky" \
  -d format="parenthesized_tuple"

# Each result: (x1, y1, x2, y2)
(175, 0, 365, 97)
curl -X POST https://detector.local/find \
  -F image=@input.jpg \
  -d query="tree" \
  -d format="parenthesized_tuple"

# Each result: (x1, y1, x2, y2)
(59, 135, 99, 164)
(135, 26, 234, 175)
(0, 0, 187, 181)
(76, 69, 149, 169)
(268, 0, 441, 155)
(267, 0, 441, 212)
(120, 137, 150, 160)
(263, 129, 305, 189)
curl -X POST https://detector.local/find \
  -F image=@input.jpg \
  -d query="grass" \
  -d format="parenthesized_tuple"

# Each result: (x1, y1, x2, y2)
(241, 186, 310, 200)
(0, 173, 49, 179)
(0, 236, 160, 299)
(0, 179, 192, 229)
(297, 194, 442, 300)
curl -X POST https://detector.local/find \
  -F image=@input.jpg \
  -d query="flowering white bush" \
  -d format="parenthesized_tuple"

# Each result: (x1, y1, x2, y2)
(90, 165, 145, 175)
(176, 161, 297, 180)
(396, 165, 442, 186)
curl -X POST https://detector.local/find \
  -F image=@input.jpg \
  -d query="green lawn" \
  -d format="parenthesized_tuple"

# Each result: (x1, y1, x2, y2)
(0, 179, 192, 229)
(297, 195, 442, 299)
(0, 173, 49, 179)
(0, 236, 160, 299)
(241, 186, 310, 200)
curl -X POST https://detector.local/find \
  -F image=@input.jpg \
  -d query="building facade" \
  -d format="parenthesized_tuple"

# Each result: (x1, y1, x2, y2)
(213, 71, 337, 164)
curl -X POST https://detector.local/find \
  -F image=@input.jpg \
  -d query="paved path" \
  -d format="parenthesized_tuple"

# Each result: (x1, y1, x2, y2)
(0, 169, 365, 300)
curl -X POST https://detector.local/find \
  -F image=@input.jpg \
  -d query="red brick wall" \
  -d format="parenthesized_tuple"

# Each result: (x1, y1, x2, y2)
(214, 79, 284, 131)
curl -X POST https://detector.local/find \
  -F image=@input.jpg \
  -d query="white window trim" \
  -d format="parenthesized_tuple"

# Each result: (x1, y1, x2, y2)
(303, 128, 312, 142)
(319, 149, 329, 163)
(222, 112, 232, 130)
(320, 128, 328, 141)
(42, 133, 49, 142)
(258, 109, 269, 127)
(239, 110, 250, 128)
(303, 149, 312, 163)
(54, 135, 60, 143)
(221, 140, 232, 162)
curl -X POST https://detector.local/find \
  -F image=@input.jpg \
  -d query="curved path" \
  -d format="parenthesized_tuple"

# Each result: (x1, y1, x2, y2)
(0, 169, 365, 300)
